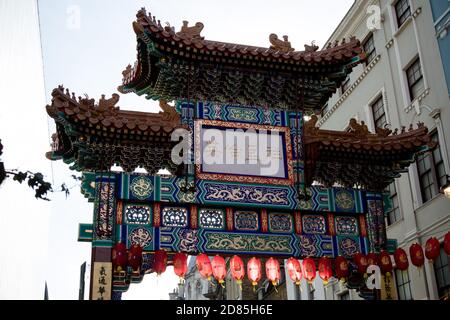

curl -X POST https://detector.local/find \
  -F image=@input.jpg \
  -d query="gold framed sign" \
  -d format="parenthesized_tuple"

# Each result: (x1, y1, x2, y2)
(194, 120, 294, 186)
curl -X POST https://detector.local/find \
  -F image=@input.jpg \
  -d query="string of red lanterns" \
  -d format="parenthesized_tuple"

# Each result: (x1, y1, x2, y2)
(110, 233, 450, 288)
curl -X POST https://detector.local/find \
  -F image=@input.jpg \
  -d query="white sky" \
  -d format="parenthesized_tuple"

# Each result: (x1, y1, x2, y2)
(0, 0, 354, 299)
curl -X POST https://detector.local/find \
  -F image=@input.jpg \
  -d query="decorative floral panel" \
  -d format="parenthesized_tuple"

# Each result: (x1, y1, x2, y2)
(335, 216, 359, 236)
(198, 208, 225, 230)
(302, 215, 327, 235)
(268, 213, 293, 233)
(234, 211, 259, 232)
(127, 226, 154, 250)
(124, 204, 151, 225)
(161, 207, 188, 228)
(336, 235, 361, 258)
(130, 176, 154, 200)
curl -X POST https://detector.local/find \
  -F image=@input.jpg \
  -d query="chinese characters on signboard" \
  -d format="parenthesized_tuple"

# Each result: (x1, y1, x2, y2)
(92, 262, 112, 300)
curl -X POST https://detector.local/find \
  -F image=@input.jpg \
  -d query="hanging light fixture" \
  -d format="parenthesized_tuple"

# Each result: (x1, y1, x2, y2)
(265, 257, 281, 287)
(444, 232, 450, 256)
(173, 252, 188, 280)
(302, 258, 316, 284)
(425, 237, 440, 262)
(112, 242, 128, 272)
(153, 250, 168, 275)
(211, 255, 227, 287)
(230, 255, 245, 287)
(409, 243, 425, 268)
(286, 258, 302, 285)
(378, 250, 393, 278)
(318, 257, 333, 284)
(394, 248, 409, 271)
(196, 254, 213, 281)
(128, 244, 143, 271)
(334, 256, 349, 283)
(247, 257, 262, 290)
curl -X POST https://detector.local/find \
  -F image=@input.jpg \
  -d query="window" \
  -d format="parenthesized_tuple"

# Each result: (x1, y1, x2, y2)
(434, 246, 450, 300)
(341, 76, 351, 94)
(431, 132, 447, 189)
(395, 0, 411, 27)
(406, 58, 424, 100)
(363, 33, 376, 64)
(385, 182, 401, 225)
(371, 96, 387, 129)
(395, 269, 412, 300)
(417, 131, 447, 203)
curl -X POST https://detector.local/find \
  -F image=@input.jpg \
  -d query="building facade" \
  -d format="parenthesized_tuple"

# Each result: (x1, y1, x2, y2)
(430, 0, 450, 95)
(312, 0, 450, 300)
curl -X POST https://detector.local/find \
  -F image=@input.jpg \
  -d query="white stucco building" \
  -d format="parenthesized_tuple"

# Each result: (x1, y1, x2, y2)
(298, 0, 450, 300)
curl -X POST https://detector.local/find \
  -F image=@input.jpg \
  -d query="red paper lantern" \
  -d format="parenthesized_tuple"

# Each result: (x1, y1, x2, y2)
(425, 237, 440, 262)
(378, 251, 393, 276)
(247, 257, 262, 287)
(153, 250, 168, 275)
(112, 242, 128, 272)
(128, 244, 143, 271)
(318, 257, 333, 284)
(286, 258, 302, 285)
(353, 253, 368, 275)
(444, 232, 450, 256)
(173, 252, 188, 279)
(394, 248, 409, 271)
(265, 257, 281, 286)
(367, 253, 378, 266)
(302, 258, 316, 284)
(211, 255, 227, 286)
(409, 243, 425, 268)
(230, 255, 245, 285)
(334, 256, 349, 282)
(196, 254, 213, 280)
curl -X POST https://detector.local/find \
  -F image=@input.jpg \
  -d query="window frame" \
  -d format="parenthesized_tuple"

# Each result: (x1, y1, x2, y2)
(433, 245, 450, 300)
(370, 95, 387, 130)
(385, 182, 401, 226)
(395, 268, 413, 300)
(395, 0, 412, 28)
(406, 58, 424, 101)
(363, 33, 377, 65)
(416, 130, 446, 204)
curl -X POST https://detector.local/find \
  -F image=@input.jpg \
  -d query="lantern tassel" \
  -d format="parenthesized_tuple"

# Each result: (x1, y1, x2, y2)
(272, 282, 278, 293)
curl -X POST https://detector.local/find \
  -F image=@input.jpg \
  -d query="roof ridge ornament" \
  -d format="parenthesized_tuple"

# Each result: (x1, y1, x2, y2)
(176, 20, 204, 41)
(304, 41, 319, 53)
(98, 94, 120, 111)
(348, 118, 370, 138)
(269, 34, 295, 53)
(159, 100, 180, 124)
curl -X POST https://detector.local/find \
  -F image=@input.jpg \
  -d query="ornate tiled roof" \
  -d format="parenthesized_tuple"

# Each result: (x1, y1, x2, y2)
(304, 116, 437, 190)
(46, 86, 185, 173)
(118, 8, 366, 111)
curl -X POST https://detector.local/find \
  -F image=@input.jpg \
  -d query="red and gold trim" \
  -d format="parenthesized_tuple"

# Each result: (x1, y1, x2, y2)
(190, 205, 198, 229)
(261, 209, 268, 233)
(359, 215, 367, 237)
(153, 203, 161, 228)
(328, 213, 336, 236)
(194, 119, 294, 186)
(294, 211, 302, 235)
(226, 207, 234, 231)
(116, 200, 123, 225)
